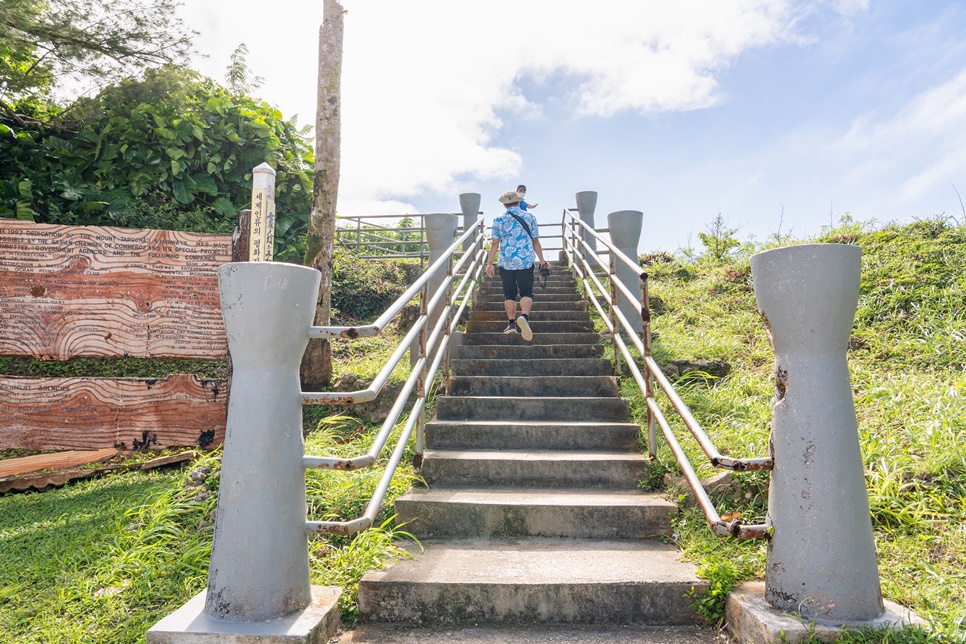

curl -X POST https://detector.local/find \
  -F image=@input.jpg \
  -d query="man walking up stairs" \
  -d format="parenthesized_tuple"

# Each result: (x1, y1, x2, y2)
(353, 269, 718, 641)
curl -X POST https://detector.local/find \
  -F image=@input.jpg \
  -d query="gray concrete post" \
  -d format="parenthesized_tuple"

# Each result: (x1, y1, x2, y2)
(606, 210, 643, 336)
(459, 193, 481, 252)
(205, 262, 320, 621)
(411, 213, 458, 367)
(575, 191, 598, 252)
(751, 244, 884, 623)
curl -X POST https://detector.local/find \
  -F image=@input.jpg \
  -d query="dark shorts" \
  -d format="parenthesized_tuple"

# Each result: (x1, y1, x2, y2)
(499, 265, 535, 300)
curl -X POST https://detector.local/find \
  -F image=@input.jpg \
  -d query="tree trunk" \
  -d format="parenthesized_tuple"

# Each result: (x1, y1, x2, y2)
(301, 0, 344, 390)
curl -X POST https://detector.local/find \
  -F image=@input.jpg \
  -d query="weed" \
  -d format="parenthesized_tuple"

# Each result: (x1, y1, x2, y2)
(687, 560, 740, 625)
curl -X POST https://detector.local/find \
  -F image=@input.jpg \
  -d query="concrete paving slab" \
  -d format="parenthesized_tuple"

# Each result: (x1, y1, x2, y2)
(333, 623, 726, 643)
(726, 582, 925, 644)
(357, 538, 708, 624)
(396, 487, 675, 538)
(147, 586, 341, 644)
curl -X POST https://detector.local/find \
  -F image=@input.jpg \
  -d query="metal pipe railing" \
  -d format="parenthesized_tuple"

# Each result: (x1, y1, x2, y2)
(561, 207, 771, 539)
(302, 218, 486, 535)
(306, 224, 478, 341)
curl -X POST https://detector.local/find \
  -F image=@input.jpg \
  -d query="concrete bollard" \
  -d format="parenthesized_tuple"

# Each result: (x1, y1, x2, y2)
(205, 262, 320, 621)
(459, 193, 481, 252)
(147, 261, 342, 643)
(606, 210, 643, 336)
(575, 191, 598, 252)
(411, 213, 458, 367)
(751, 244, 884, 623)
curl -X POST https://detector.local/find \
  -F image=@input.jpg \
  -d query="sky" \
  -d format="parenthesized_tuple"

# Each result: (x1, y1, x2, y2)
(179, 1, 966, 255)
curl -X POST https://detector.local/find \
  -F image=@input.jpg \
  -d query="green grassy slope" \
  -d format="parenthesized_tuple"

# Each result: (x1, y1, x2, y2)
(637, 218, 965, 641)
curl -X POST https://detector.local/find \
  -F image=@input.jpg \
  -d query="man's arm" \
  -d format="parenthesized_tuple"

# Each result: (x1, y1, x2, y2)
(532, 238, 549, 268)
(486, 239, 500, 278)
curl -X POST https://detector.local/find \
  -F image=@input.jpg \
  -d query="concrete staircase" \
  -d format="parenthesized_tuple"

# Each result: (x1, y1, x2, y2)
(356, 271, 710, 630)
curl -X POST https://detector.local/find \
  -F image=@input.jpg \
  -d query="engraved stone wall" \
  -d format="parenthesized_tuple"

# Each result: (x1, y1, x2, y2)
(0, 221, 231, 360)
(0, 221, 234, 450)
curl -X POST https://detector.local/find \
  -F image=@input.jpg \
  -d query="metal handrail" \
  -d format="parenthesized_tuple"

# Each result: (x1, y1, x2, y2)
(561, 208, 772, 539)
(303, 220, 487, 536)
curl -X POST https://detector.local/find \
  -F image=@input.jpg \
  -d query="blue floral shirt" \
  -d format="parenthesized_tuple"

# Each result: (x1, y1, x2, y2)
(491, 206, 539, 270)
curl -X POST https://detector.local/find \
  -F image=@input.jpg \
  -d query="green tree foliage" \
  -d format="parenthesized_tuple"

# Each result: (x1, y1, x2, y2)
(698, 212, 741, 261)
(224, 43, 263, 97)
(0, 0, 192, 105)
(331, 254, 420, 323)
(0, 65, 314, 261)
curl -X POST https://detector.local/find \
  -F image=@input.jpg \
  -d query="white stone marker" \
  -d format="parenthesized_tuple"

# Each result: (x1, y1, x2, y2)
(249, 163, 277, 262)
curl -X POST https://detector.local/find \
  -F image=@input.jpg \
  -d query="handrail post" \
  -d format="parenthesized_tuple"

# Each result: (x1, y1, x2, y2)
(355, 217, 361, 254)
(751, 243, 884, 622)
(441, 238, 456, 396)
(420, 216, 427, 271)
(575, 191, 598, 252)
(642, 270, 656, 459)
(608, 251, 622, 376)
(567, 210, 579, 282)
(415, 279, 429, 463)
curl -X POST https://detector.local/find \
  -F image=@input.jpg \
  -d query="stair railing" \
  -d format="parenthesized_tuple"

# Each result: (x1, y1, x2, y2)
(561, 209, 771, 539)
(302, 220, 487, 535)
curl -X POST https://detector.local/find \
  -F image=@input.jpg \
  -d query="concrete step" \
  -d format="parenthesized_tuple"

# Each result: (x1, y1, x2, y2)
(467, 320, 595, 334)
(460, 332, 601, 346)
(338, 623, 720, 643)
(455, 344, 604, 360)
(357, 538, 707, 625)
(436, 395, 629, 422)
(480, 276, 576, 284)
(450, 358, 612, 377)
(480, 276, 575, 285)
(448, 375, 619, 397)
(426, 420, 640, 451)
(395, 488, 675, 539)
(474, 300, 589, 312)
(470, 310, 591, 323)
(477, 291, 585, 302)
(419, 449, 647, 489)
(478, 286, 581, 297)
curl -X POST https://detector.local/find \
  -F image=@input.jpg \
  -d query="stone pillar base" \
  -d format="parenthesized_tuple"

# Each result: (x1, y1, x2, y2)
(726, 582, 923, 644)
(147, 586, 341, 644)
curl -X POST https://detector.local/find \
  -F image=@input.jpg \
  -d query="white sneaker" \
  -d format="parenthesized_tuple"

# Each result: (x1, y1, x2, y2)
(516, 316, 533, 341)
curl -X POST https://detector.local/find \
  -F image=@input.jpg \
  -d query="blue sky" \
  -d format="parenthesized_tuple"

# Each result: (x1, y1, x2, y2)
(181, 1, 966, 254)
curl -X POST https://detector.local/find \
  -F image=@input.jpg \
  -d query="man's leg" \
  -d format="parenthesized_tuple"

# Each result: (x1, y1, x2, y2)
(499, 268, 519, 333)
(519, 296, 533, 316)
(515, 267, 536, 341)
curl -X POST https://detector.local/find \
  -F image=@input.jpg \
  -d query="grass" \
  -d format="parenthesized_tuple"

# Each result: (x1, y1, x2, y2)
(0, 302, 425, 640)
(0, 357, 228, 379)
(0, 466, 206, 643)
(638, 217, 966, 642)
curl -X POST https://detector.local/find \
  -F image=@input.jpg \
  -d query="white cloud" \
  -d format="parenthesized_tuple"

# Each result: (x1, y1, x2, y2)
(337, 0, 813, 211)
(181, 1, 866, 217)
(837, 67, 966, 198)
